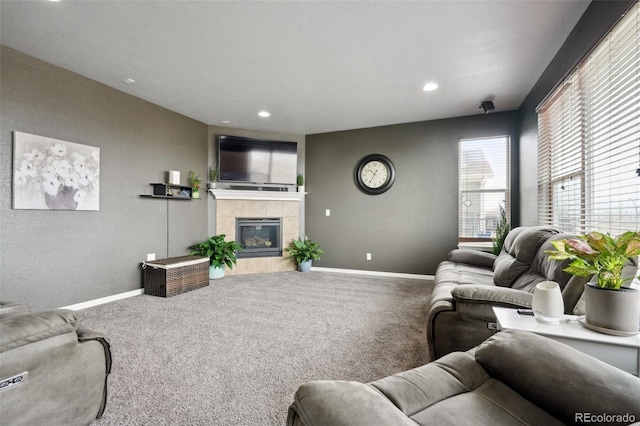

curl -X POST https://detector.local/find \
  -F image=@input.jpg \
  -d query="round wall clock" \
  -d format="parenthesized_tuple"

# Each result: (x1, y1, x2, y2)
(354, 154, 396, 195)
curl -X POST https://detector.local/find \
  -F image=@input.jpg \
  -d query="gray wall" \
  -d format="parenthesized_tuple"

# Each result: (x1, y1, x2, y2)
(518, 0, 635, 225)
(0, 46, 209, 310)
(305, 112, 519, 275)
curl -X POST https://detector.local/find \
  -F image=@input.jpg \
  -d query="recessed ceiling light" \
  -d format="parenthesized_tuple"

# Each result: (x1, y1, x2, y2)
(422, 82, 439, 92)
(258, 111, 271, 118)
(221, 120, 231, 125)
(122, 78, 135, 84)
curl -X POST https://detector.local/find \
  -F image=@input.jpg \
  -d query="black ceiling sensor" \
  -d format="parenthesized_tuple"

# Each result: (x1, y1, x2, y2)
(479, 101, 495, 113)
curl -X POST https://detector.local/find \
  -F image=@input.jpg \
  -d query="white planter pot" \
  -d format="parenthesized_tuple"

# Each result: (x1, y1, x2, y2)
(209, 265, 225, 279)
(297, 185, 305, 193)
(298, 260, 312, 272)
(584, 283, 640, 334)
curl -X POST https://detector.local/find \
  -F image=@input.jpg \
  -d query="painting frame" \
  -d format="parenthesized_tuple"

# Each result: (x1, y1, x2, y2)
(13, 131, 100, 211)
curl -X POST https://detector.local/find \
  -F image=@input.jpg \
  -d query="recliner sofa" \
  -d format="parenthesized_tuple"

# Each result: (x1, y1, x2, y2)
(427, 226, 591, 359)
(287, 329, 640, 426)
(0, 300, 111, 425)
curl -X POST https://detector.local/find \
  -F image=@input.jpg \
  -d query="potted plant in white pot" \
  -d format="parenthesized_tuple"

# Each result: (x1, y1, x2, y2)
(189, 234, 242, 279)
(285, 237, 323, 272)
(297, 174, 305, 193)
(188, 170, 202, 199)
(546, 231, 640, 335)
(208, 167, 218, 190)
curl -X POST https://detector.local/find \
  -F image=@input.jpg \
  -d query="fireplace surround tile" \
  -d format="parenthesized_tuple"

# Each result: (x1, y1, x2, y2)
(215, 198, 299, 275)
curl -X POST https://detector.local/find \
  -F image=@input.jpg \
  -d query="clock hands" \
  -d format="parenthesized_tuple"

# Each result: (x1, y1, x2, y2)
(367, 169, 378, 185)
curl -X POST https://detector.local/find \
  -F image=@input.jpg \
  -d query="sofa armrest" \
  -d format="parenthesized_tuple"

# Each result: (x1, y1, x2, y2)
(451, 286, 532, 322)
(0, 309, 81, 352)
(476, 330, 640, 424)
(287, 381, 416, 426)
(447, 249, 496, 269)
(0, 301, 31, 319)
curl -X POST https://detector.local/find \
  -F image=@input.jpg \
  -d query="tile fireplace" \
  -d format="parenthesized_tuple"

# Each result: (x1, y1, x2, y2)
(211, 189, 305, 275)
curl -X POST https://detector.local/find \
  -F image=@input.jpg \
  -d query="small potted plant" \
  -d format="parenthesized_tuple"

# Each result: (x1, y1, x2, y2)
(189, 234, 242, 279)
(546, 231, 640, 334)
(285, 236, 323, 272)
(296, 173, 305, 193)
(208, 167, 218, 189)
(492, 204, 510, 255)
(188, 170, 202, 199)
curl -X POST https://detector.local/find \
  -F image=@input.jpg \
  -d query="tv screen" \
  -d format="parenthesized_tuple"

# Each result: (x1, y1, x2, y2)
(218, 136, 298, 185)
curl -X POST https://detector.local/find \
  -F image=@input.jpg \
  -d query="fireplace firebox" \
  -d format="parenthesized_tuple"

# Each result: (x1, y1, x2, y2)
(236, 218, 282, 258)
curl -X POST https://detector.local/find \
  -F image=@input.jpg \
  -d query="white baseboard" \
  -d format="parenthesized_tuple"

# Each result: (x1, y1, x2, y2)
(60, 268, 433, 310)
(310, 266, 434, 280)
(60, 289, 144, 311)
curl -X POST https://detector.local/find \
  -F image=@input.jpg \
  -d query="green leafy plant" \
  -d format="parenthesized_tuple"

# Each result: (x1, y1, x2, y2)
(285, 237, 323, 264)
(492, 204, 511, 255)
(189, 234, 242, 269)
(297, 174, 304, 186)
(209, 167, 218, 182)
(188, 170, 201, 189)
(545, 231, 640, 289)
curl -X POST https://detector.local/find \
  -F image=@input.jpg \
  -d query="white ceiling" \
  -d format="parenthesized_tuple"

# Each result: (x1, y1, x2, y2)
(0, 0, 590, 135)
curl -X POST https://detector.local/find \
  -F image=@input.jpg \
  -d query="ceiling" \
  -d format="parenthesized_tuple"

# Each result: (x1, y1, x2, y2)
(0, 0, 590, 135)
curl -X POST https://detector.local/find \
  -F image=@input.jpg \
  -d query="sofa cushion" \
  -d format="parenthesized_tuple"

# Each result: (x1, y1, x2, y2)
(493, 227, 558, 287)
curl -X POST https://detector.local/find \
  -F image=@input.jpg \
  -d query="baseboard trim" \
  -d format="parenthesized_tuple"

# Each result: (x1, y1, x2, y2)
(60, 289, 144, 311)
(61, 268, 433, 310)
(310, 267, 434, 280)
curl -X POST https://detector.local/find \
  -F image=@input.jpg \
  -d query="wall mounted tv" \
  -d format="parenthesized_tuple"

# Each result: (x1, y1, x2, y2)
(218, 136, 298, 185)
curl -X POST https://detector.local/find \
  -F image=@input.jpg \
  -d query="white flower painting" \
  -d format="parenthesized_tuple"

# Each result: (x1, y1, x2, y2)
(13, 132, 100, 211)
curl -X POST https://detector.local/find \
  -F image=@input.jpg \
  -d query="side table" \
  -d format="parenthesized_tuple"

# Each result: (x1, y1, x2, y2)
(493, 307, 640, 376)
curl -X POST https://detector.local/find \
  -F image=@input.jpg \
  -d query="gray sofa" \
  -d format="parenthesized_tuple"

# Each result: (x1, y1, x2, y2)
(0, 301, 111, 425)
(427, 226, 591, 359)
(287, 329, 640, 426)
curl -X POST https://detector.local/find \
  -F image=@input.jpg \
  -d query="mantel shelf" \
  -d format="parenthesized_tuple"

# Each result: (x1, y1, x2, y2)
(209, 189, 306, 201)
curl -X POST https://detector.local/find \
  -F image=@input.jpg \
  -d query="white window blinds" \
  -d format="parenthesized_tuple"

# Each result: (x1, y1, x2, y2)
(537, 2, 640, 235)
(459, 136, 510, 241)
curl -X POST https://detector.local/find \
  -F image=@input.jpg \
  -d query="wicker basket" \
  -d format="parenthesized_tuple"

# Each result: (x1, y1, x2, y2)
(143, 255, 209, 297)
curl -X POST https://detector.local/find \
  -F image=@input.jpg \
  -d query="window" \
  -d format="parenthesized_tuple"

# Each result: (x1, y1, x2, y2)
(537, 3, 640, 235)
(459, 136, 510, 241)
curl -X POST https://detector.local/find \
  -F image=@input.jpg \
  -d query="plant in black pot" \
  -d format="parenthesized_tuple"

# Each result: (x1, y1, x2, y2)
(285, 237, 323, 272)
(189, 234, 242, 279)
(546, 231, 640, 335)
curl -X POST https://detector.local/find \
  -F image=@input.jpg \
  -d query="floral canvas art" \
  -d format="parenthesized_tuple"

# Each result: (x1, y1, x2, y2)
(13, 132, 100, 211)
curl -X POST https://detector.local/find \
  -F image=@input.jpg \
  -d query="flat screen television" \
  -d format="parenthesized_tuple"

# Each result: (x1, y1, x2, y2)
(218, 136, 298, 185)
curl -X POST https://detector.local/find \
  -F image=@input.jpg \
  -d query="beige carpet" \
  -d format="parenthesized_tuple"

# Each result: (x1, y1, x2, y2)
(81, 271, 433, 425)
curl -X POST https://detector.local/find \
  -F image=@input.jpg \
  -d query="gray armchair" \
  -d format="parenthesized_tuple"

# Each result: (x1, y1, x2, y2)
(288, 330, 640, 426)
(0, 301, 111, 425)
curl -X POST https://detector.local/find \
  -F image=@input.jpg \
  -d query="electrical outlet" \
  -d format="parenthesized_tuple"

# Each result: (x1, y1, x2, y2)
(366, 253, 372, 260)
(147, 253, 156, 261)
(326, 209, 331, 216)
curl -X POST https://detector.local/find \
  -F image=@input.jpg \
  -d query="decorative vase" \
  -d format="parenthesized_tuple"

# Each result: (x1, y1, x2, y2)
(584, 282, 640, 334)
(531, 281, 564, 324)
(299, 260, 312, 272)
(44, 185, 78, 210)
(209, 265, 225, 279)
(192, 188, 200, 199)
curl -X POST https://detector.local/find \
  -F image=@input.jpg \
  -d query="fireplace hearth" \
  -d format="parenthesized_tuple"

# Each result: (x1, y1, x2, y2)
(236, 218, 282, 258)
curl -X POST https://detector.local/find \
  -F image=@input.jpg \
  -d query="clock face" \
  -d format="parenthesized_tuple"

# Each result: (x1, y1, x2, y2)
(360, 161, 389, 188)
(354, 154, 395, 195)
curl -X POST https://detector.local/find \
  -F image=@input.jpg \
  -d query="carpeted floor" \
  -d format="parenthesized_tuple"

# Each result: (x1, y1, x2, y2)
(81, 271, 433, 426)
